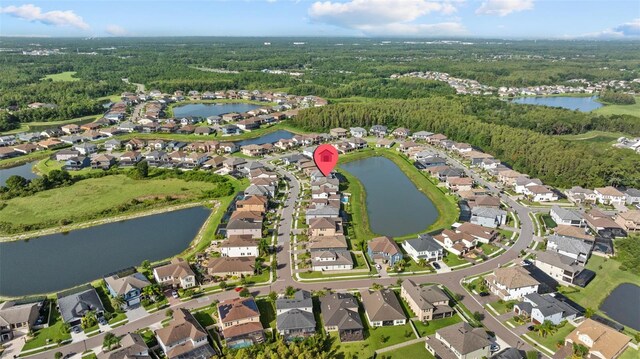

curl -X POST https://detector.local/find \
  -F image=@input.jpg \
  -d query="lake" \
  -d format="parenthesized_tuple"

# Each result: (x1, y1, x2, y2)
(235, 130, 295, 147)
(599, 283, 640, 331)
(341, 156, 439, 237)
(172, 103, 261, 118)
(0, 161, 40, 187)
(510, 96, 603, 112)
(0, 206, 211, 297)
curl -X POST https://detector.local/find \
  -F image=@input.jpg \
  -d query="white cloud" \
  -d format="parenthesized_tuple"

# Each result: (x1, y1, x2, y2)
(0, 4, 89, 30)
(579, 18, 640, 39)
(308, 0, 464, 36)
(106, 24, 128, 36)
(476, 0, 534, 16)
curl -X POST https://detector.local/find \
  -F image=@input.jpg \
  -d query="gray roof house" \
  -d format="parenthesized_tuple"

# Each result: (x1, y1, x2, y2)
(547, 235, 593, 264)
(514, 293, 579, 325)
(624, 188, 640, 205)
(320, 293, 364, 342)
(56, 285, 105, 326)
(104, 271, 151, 308)
(360, 289, 406, 327)
(306, 206, 340, 224)
(275, 290, 316, 340)
(402, 234, 444, 263)
(98, 333, 150, 359)
(470, 207, 507, 228)
(426, 322, 492, 359)
(349, 127, 367, 138)
(311, 250, 354, 272)
(550, 206, 585, 227)
(534, 251, 585, 286)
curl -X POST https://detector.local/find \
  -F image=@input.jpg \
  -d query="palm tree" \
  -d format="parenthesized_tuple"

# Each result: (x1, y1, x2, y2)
(111, 295, 126, 309)
(103, 332, 121, 350)
(535, 320, 555, 338)
(584, 307, 595, 318)
(417, 259, 427, 267)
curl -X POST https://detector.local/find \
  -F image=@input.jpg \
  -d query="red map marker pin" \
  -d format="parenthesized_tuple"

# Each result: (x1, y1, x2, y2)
(313, 144, 339, 176)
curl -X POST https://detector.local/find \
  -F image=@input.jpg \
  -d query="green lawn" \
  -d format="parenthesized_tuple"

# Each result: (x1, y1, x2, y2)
(0, 175, 223, 231)
(593, 97, 640, 116)
(524, 323, 575, 353)
(412, 315, 463, 337)
(193, 308, 217, 327)
(41, 71, 80, 82)
(256, 299, 276, 329)
(486, 300, 517, 314)
(618, 347, 640, 359)
(329, 323, 416, 359)
(540, 214, 557, 229)
(108, 313, 127, 325)
(382, 341, 434, 359)
(479, 243, 501, 256)
(22, 304, 70, 351)
(443, 252, 468, 267)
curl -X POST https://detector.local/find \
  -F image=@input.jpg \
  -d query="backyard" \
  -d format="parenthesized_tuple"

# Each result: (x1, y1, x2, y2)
(22, 304, 70, 351)
(412, 315, 463, 337)
(329, 323, 417, 359)
(523, 322, 575, 353)
(381, 341, 434, 359)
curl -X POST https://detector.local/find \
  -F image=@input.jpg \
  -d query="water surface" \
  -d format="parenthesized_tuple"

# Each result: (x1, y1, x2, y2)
(235, 130, 295, 147)
(341, 156, 438, 237)
(599, 283, 640, 331)
(0, 206, 211, 296)
(172, 103, 261, 118)
(510, 96, 603, 112)
(0, 161, 40, 186)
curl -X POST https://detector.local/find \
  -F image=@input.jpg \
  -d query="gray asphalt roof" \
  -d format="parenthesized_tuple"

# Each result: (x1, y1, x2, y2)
(406, 234, 444, 252)
(56, 285, 105, 323)
(276, 309, 316, 331)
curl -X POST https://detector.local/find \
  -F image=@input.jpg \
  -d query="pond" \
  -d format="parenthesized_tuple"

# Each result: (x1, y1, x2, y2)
(599, 283, 640, 331)
(172, 103, 261, 118)
(0, 206, 211, 297)
(235, 130, 295, 147)
(510, 96, 603, 112)
(341, 156, 439, 237)
(0, 161, 40, 186)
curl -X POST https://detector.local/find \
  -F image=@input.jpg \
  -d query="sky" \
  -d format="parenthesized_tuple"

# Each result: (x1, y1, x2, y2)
(0, 0, 639, 39)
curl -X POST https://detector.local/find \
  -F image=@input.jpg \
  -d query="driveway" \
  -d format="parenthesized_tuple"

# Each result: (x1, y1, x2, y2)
(0, 333, 26, 359)
(125, 306, 148, 322)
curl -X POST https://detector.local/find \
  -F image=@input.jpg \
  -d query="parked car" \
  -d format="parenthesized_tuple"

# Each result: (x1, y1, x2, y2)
(171, 290, 179, 298)
(479, 292, 490, 297)
(527, 325, 535, 331)
(490, 344, 500, 352)
(72, 326, 81, 334)
(99, 316, 107, 325)
(235, 286, 243, 292)
(432, 262, 441, 270)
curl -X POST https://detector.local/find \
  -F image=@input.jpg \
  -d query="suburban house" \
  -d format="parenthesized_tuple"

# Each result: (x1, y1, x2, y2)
(434, 229, 477, 256)
(412, 131, 434, 141)
(564, 319, 631, 359)
(155, 308, 217, 359)
(220, 235, 259, 257)
(514, 177, 543, 194)
(484, 267, 539, 301)
(584, 209, 626, 237)
(73, 142, 98, 155)
(392, 127, 411, 138)
(554, 225, 595, 243)
(470, 207, 507, 228)
(550, 206, 585, 227)
(594, 186, 626, 205)
(104, 271, 151, 308)
(400, 280, 454, 322)
(217, 297, 264, 348)
(236, 195, 268, 214)
(311, 250, 354, 271)
(306, 207, 341, 225)
(402, 234, 444, 263)
(225, 217, 262, 239)
(624, 188, 640, 205)
(56, 285, 105, 326)
(91, 154, 116, 170)
(425, 322, 492, 359)
(565, 187, 597, 204)
(99, 333, 150, 359)
(0, 300, 41, 342)
(367, 236, 403, 267)
(456, 222, 498, 244)
(547, 235, 593, 264)
(614, 210, 640, 233)
(275, 290, 316, 341)
(349, 127, 367, 138)
(360, 289, 406, 327)
(320, 293, 364, 342)
(152, 258, 196, 289)
(513, 293, 579, 325)
(534, 251, 585, 286)
(370, 125, 388, 137)
(329, 127, 348, 138)
(307, 235, 348, 252)
(207, 257, 255, 278)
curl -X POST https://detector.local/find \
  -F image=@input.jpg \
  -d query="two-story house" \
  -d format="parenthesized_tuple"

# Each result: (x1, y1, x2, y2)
(275, 290, 316, 340)
(425, 322, 491, 359)
(104, 271, 151, 308)
(153, 258, 196, 289)
(220, 235, 259, 257)
(320, 293, 364, 342)
(367, 236, 403, 267)
(484, 267, 539, 301)
(400, 280, 455, 322)
(155, 309, 216, 358)
(217, 297, 264, 348)
(402, 234, 444, 263)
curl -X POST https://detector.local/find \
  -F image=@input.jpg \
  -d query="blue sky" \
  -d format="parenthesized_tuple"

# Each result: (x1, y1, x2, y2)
(1, 1, 639, 39)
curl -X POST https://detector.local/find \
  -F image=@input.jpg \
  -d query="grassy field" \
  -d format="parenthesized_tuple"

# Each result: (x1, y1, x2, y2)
(0, 175, 219, 228)
(383, 341, 434, 359)
(594, 96, 640, 116)
(524, 323, 575, 353)
(486, 300, 517, 314)
(329, 323, 416, 359)
(619, 347, 640, 359)
(2, 114, 101, 135)
(558, 130, 627, 150)
(40, 71, 79, 82)
(337, 147, 459, 242)
(22, 304, 70, 351)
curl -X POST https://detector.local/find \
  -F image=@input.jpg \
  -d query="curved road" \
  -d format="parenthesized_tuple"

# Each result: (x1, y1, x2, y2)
(26, 157, 537, 359)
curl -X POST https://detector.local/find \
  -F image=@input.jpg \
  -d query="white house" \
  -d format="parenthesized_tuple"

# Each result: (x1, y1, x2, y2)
(594, 186, 626, 205)
(524, 185, 558, 202)
(514, 293, 579, 325)
(220, 235, 259, 257)
(514, 177, 542, 194)
(311, 250, 354, 271)
(402, 235, 444, 263)
(349, 127, 367, 138)
(550, 206, 585, 227)
(484, 266, 539, 301)
(152, 258, 196, 289)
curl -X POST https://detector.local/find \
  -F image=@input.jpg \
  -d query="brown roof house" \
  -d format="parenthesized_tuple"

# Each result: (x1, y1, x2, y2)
(217, 297, 264, 348)
(367, 236, 403, 267)
(207, 257, 255, 278)
(104, 271, 151, 308)
(484, 267, 539, 301)
(98, 333, 150, 359)
(400, 280, 455, 322)
(235, 195, 268, 214)
(0, 300, 42, 341)
(425, 322, 492, 359)
(564, 319, 631, 359)
(153, 258, 196, 289)
(615, 210, 640, 233)
(155, 308, 216, 359)
(360, 289, 406, 327)
(320, 293, 364, 342)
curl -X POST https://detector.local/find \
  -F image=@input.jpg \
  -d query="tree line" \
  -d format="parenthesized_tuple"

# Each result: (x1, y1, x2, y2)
(292, 98, 640, 189)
